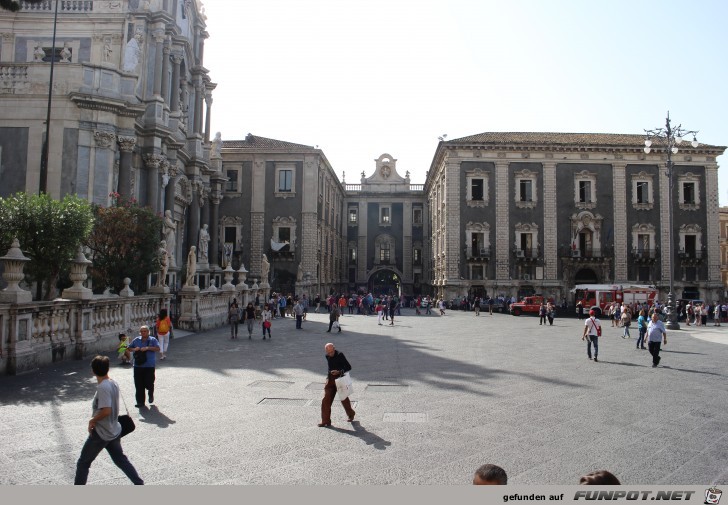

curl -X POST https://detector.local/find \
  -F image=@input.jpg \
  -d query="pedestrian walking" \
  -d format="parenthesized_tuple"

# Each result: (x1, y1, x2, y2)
(439, 298, 446, 315)
(376, 301, 384, 325)
(539, 302, 547, 325)
(327, 305, 341, 332)
(646, 312, 667, 368)
(243, 302, 256, 338)
(621, 307, 631, 338)
(636, 309, 648, 349)
(474, 297, 481, 316)
(154, 308, 173, 360)
(389, 296, 397, 325)
(294, 299, 304, 329)
(261, 305, 272, 339)
(127, 325, 160, 408)
(546, 301, 555, 325)
(318, 343, 355, 427)
(74, 355, 144, 485)
(582, 309, 601, 362)
(228, 300, 240, 339)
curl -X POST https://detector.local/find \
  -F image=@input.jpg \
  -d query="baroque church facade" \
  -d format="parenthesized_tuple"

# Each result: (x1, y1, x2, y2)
(1, 2, 726, 303)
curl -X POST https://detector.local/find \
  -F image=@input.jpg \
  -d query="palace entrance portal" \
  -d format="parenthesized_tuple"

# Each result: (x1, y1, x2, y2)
(368, 269, 401, 296)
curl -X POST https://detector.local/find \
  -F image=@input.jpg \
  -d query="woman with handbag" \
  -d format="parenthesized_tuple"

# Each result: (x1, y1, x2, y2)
(261, 304, 273, 339)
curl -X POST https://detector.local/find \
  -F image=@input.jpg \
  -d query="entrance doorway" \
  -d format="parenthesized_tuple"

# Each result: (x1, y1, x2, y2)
(574, 268, 598, 284)
(368, 269, 401, 296)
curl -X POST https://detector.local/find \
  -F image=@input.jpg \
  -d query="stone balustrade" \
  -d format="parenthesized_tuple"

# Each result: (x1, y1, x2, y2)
(0, 294, 168, 375)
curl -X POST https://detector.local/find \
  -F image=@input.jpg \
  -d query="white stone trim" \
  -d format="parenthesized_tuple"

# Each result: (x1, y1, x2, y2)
(465, 167, 489, 207)
(374, 233, 396, 264)
(678, 172, 701, 211)
(379, 203, 391, 227)
(678, 224, 702, 253)
(514, 169, 537, 209)
(274, 163, 296, 199)
(574, 170, 597, 210)
(272, 216, 297, 252)
(513, 222, 539, 256)
(631, 223, 656, 252)
(631, 171, 654, 210)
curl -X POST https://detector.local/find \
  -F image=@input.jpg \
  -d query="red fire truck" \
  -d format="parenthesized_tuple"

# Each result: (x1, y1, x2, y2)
(572, 284, 657, 315)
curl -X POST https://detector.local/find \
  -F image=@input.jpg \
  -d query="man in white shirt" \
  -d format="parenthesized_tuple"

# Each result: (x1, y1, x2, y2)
(582, 309, 602, 362)
(646, 312, 667, 368)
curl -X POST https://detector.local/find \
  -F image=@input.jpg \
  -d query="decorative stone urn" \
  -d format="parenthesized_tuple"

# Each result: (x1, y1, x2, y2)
(221, 264, 235, 292)
(62, 246, 93, 300)
(0, 238, 32, 303)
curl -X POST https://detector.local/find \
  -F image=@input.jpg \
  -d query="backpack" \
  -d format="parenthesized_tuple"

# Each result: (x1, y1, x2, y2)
(157, 317, 170, 334)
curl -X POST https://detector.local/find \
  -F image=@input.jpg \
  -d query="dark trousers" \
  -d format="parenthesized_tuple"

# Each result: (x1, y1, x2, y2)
(321, 375, 355, 424)
(74, 430, 144, 485)
(327, 318, 340, 332)
(648, 341, 662, 365)
(296, 315, 303, 328)
(586, 335, 598, 359)
(230, 321, 239, 337)
(133, 366, 155, 406)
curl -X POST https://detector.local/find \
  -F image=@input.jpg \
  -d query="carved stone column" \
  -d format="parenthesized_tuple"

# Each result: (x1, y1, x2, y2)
(152, 32, 165, 96)
(170, 54, 182, 112)
(204, 91, 212, 143)
(193, 78, 204, 134)
(117, 136, 136, 199)
(165, 161, 178, 212)
(210, 189, 221, 268)
(612, 161, 628, 282)
(144, 154, 165, 213)
(187, 181, 201, 259)
(160, 38, 171, 103)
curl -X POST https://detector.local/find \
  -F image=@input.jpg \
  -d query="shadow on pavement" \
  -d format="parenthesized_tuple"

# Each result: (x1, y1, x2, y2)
(326, 421, 392, 450)
(137, 405, 176, 428)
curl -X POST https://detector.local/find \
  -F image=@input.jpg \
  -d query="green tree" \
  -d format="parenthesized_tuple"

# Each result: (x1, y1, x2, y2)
(0, 192, 94, 300)
(85, 193, 163, 294)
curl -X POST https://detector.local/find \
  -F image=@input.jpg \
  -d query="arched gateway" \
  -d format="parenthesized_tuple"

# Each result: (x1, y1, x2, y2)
(368, 269, 402, 296)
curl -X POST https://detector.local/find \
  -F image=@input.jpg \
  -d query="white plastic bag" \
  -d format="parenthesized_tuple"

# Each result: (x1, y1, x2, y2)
(335, 373, 353, 400)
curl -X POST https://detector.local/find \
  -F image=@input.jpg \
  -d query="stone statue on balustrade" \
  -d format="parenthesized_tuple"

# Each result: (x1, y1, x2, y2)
(198, 224, 210, 263)
(157, 240, 170, 287)
(261, 254, 270, 285)
(185, 245, 197, 288)
(163, 210, 177, 267)
(210, 132, 222, 159)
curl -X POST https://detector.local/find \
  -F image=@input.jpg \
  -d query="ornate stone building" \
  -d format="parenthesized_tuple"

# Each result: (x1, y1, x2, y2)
(0, 0, 218, 290)
(425, 133, 726, 303)
(719, 207, 728, 296)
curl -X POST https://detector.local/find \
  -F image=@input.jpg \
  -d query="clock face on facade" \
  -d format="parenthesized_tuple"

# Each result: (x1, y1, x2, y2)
(380, 165, 391, 179)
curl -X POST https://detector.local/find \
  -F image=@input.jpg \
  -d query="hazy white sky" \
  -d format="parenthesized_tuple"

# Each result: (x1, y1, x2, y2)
(203, 0, 728, 202)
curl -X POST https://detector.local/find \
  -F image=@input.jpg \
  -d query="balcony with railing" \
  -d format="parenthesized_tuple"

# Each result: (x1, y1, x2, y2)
(466, 246, 491, 261)
(513, 248, 540, 263)
(678, 249, 705, 265)
(631, 248, 659, 264)
(21, 0, 95, 11)
(561, 246, 613, 261)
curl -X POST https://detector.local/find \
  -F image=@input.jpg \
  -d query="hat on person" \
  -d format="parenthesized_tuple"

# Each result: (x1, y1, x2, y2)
(589, 309, 596, 316)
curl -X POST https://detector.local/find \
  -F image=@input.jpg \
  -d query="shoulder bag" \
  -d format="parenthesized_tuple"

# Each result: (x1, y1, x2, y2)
(118, 390, 136, 438)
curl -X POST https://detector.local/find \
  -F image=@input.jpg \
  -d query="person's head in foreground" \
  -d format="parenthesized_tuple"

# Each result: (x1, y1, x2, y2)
(473, 464, 507, 485)
(579, 470, 621, 485)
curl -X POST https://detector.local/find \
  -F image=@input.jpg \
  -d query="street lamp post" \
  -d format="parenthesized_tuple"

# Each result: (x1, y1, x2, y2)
(39, 0, 60, 195)
(643, 112, 699, 330)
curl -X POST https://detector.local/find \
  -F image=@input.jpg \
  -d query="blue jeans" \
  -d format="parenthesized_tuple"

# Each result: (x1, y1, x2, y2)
(637, 327, 646, 347)
(586, 335, 598, 359)
(75, 430, 143, 485)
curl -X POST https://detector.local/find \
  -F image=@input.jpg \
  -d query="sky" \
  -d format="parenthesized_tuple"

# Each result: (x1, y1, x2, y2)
(202, 0, 728, 203)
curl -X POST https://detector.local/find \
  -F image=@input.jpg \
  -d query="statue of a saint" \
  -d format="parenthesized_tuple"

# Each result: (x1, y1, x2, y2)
(103, 41, 113, 63)
(198, 224, 210, 262)
(261, 254, 270, 283)
(296, 263, 303, 282)
(163, 210, 176, 266)
(185, 245, 197, 287)
(157, 240, 169, 287)
(210, 132, 222, 159)
(123, 30, 143, 73)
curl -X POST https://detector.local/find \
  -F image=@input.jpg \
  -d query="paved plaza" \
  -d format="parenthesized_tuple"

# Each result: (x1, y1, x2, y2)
(1, 308, 727, 485)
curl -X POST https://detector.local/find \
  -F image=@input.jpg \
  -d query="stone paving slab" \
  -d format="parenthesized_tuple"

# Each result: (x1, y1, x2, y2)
(1, 309, 727, 485)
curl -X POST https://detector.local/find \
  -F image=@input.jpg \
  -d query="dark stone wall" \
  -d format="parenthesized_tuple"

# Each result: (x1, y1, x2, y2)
(0, 127, 29, 197)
